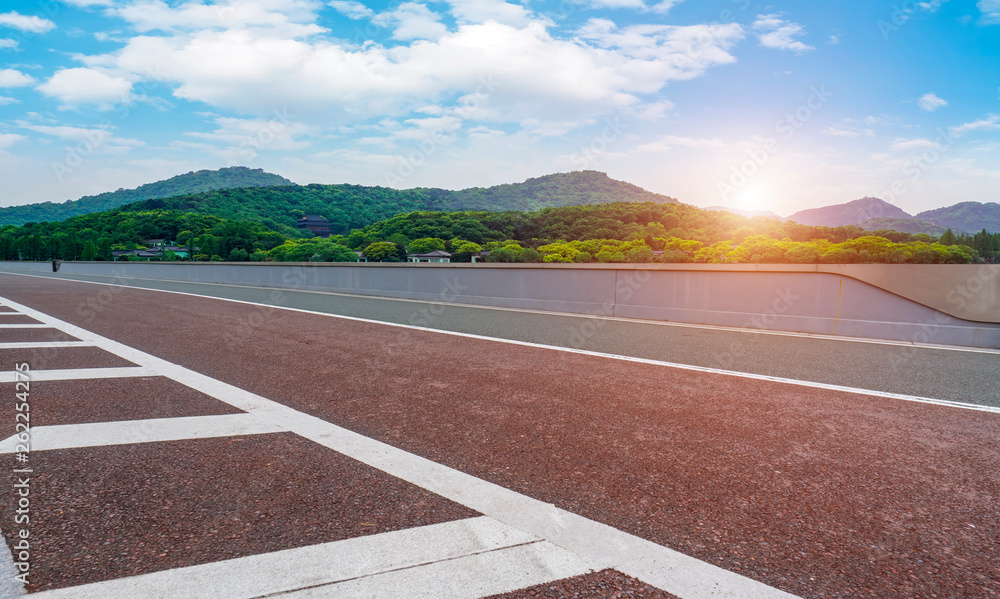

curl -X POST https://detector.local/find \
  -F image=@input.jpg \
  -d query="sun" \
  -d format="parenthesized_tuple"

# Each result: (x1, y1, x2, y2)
(734, 185, 767, 212)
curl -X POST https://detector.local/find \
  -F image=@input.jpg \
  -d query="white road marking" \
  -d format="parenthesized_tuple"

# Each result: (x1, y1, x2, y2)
(282, 542, 592, 599)
(27, 517, 589, 599)
(0, 536, 24, 598)
(0, 367, 154, 383)
(0, 341, 93, 349)
(0, 295, 803, 599)
(4, 268, 998, 355)
(0, 414, 284, 453)
(0, 323, 48, 328)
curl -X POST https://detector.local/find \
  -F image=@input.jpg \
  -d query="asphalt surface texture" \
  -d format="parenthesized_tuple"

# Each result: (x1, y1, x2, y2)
(0, 271, 998, 598)
(1, 267, 996, 407)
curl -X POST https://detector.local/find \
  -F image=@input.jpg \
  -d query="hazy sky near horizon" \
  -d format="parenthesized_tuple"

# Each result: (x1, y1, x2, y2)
(0, 0, 998, 216)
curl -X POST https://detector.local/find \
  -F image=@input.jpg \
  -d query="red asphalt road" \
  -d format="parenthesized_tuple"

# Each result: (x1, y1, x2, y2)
(1, 274, 999, 598)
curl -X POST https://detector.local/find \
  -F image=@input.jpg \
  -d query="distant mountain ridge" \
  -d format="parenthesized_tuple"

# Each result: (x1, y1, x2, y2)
(859, 217, 946, 236)
(5, 164, 997, 235)
(916, 202, 1000, 233)
(786, 197, 1000, 233)
(0, 167, 294, 226)
(705, 206, 785, 220)
(786, 197, 912, 227)
(121, 170, 678, 236)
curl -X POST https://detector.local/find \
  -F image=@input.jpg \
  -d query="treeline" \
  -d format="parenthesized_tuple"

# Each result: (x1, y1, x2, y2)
(0, 201, 993, 265)
(0, 210, 286, 261)
(949, 229, 1000, 263)
(337, 202, 985, 264)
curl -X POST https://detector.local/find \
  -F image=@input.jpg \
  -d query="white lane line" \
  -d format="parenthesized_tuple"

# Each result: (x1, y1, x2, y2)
(0, 295, 802, 599)
(5, 279, 995, 414)
(0, 414, 283, 453)
(0, 367, 154, 383)
(283, 542, 591, 599)
(0, 323, 48, 328)
(4, 268, 998, 356)
(27, 517, 589, 599)
(0, 536, 24, 599)
(0, 341, 93, 349)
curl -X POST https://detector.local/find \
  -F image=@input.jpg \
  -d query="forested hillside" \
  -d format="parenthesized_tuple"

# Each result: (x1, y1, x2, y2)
(786, 197, 911, 227)
(5, 200, 994, 265)
(120, 171, 677, 236)
(0, 167, 294, 226)
(917, 202, 1000, 233)
(860, 217, 946, 236)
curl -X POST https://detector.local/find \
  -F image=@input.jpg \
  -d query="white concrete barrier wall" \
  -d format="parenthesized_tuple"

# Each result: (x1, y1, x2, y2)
(2, 261, 998, 348)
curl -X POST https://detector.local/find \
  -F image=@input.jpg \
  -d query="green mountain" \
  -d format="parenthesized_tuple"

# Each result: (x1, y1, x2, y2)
(121, 170, 678, 237)
(786, 197, 912, 227)
(917, 202, 1000, 233)
(860, 217, 945, 236)
(0, 166, 295, 226)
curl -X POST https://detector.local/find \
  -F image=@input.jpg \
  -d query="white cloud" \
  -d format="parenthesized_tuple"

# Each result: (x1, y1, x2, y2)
(0, 133, 26, 149)
(61, 0, 114, 6)
(111, 0, 325, 37)
(829, 34, 841, 44)
(822, 126, 871, 137)
(587, 0, 646, 9)
(0, 11, 56, 33)
(186, 115, 314, 160)
(0, 39, 17, 49)
(649, 0, 684, 14)
(373, 2, 448, 40)
(917, 92, 947, 111)
(949, 114, 1000, 137)
(580, 0, 682, 11)
(980, 0, 1000, 23)
(753, 14, 814, 54)
(387, 115, 464, 139)
(445, 0, 536, 27)
(37, 68, 133, 108)
(890, 138, 937, 151)
(328, 0, 374, 19)
(917, 0, 948, 11)
(0, 96, 18, 105)
(520, 118, 590, 136)
(634, 99, 674, 120)
(85, 18, 743, 126)
(0, 69, 35, 87)
(19, 123, 145, 153)
(635, 135, 737, 153)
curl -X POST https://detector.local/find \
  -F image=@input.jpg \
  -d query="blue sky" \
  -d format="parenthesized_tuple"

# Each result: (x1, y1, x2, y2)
(0, 0, 998, 216)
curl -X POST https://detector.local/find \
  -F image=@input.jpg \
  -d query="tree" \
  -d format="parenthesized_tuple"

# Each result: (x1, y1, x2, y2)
(363, 241, 401, 262)
(520, 248, 543, 263)
(81, 240, 97, 261)
(940, 229, 957, 245)
(626, 245, 654, 263)
(785, 244, 820, 264)
(450, 241, 482, 263)
(485, 246, 520, 263)
(408, 237, 446, 254)
(96, 237, 112, 261)
(229, 248, 250, 261)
